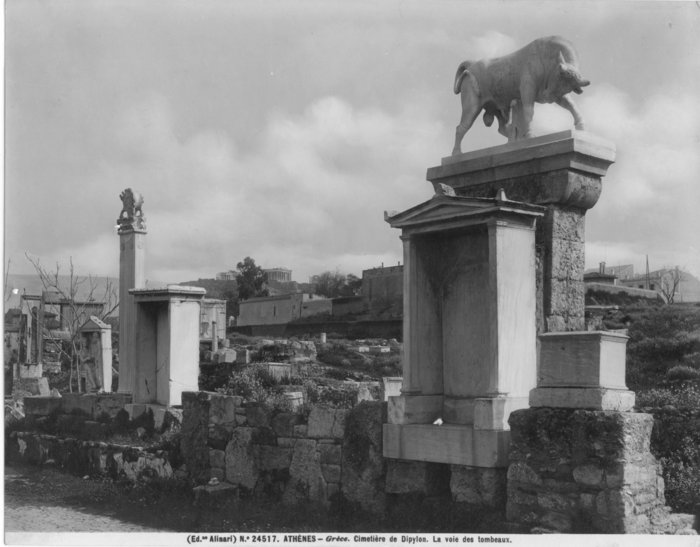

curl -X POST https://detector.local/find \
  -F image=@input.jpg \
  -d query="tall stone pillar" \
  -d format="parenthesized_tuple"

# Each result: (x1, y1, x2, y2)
(116, 189, 147, 395)
(427, 130, 616, 333)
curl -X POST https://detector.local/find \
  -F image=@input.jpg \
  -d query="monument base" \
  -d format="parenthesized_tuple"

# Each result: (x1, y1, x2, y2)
(383, 423, 510, 467)
(529, 386, 635, 411)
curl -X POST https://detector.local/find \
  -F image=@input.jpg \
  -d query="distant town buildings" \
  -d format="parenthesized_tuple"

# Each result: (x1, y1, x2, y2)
(216, 267, 293, 283)
(584, 261, 700, 302)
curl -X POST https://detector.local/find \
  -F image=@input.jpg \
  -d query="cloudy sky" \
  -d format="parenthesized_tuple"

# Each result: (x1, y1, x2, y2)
(5, 0, 699, 285)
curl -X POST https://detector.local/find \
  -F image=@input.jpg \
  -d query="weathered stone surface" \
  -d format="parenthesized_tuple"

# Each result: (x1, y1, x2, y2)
(385, 459, 449, 495)
(208, 424, 235, 450)
(209, 394, 237, 426)
(293, 425, 308, 438)
(209, 449, 225, 469)
(318, 443, 342, 465)
(246, 405, 272, 428)
(450, 465, 507, 507)
(257, 445, 294, 471)
(307, 407, 348, 439)
(507, 407, 677, 534)
(23, 396, 62, 416)
(93, 393, 133, 418)
(283, 439, 325, 505)
(180, 392, 211, 484)
(210, 467, 225, 481)
(271, 413, 301, 437)
(321, 464, 341, 483)
(340, 402, 387, 514)
(225, 428, 257, 491)
(572, 464, 603, 487)
(277, 437, 297, 448)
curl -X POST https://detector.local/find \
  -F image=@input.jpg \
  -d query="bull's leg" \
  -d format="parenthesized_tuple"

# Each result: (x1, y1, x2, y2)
(452, 78, 481, 155)
(556, 94, 587, 131)
(519, 78, 537, 138)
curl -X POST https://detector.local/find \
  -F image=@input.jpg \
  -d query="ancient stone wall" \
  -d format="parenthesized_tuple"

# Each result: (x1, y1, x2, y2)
(506, 408, 696, 534)
(7, 430, 176, 481)
(180, 392, 388, 508)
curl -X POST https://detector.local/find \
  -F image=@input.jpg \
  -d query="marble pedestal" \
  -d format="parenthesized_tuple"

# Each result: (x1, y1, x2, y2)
(427, 130, 616, 333)
(382, 191, 543, 467)
(130, 286, 206, 406)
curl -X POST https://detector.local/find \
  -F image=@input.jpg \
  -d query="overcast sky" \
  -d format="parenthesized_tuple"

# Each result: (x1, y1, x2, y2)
(5, 1, 699, 285)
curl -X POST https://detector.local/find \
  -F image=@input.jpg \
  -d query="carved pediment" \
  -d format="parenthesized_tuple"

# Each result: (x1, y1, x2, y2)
(385, 191, 544, 231)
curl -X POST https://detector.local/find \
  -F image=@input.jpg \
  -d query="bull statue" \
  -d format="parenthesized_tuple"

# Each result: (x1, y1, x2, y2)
(452, 36, 590, 155)
(117, 188, 146, 231)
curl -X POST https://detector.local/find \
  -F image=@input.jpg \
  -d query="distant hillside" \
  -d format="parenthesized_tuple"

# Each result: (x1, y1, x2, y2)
(4, 274, 172, 315)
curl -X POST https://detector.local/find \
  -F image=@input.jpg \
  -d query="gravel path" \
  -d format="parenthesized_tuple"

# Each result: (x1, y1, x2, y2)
(5, 465, 167, 534)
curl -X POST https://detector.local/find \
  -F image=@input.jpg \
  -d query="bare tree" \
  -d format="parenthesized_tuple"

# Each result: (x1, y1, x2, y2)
(26, 255, 118, 392)
(660, 265, 689, 304)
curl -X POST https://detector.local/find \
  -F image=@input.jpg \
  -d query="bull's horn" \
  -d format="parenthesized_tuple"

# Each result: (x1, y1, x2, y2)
(579, 79, 591, 87)
(557, 51, 565, 64)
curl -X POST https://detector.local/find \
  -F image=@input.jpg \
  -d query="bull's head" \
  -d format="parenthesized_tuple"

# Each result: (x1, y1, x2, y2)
(557, 52, 590, 94)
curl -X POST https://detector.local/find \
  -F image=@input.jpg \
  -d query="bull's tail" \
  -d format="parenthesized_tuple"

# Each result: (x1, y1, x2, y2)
(453, 60, 474, 94)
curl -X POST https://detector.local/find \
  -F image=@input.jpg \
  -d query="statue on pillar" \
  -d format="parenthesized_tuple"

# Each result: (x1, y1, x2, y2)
(117, 188, 146, 232)
(452, 36, 590, 154)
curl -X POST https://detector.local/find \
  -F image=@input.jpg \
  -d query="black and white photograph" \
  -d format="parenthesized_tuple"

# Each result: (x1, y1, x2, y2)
(3, 1, 699, 544)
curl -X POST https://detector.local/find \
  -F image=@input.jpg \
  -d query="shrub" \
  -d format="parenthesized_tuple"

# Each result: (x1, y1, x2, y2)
(219, 365, 293, 413)
(682, 352, 700, 369)
(662, 462, 700, 514)
(636, 385, 700, 408)
(628, 332, 700, 363)
(667, 365, 700, 382)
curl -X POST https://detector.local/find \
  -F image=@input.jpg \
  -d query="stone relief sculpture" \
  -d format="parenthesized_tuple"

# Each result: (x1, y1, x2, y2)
(79, 333, 102, 393)
(117, 188, 146, 231)
(452, 36, 590, 155)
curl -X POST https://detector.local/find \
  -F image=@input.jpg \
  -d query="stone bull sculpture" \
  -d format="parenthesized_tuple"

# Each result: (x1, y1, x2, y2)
(452, 36, 590, 155)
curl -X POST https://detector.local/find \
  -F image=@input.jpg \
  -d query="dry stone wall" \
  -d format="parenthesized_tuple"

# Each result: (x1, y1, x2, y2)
(180, 392, 387, 508)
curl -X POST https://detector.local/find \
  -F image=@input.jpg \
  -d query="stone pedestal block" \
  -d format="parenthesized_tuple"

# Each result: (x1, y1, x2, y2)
(529, 386, 635, 411)
(427, 131, 616, 333)
(538, 331, 628, 389)
(383, 423, 510, 467)
(506, 408, 696, 534)
(388, 395, 443, 425)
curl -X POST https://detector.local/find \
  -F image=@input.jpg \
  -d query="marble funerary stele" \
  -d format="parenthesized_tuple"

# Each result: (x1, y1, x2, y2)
(452, 35, 590, 154)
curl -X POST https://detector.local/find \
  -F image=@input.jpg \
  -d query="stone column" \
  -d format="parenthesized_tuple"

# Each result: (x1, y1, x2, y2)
(116, 189, 147, 395)
(427, 130, 615, 333)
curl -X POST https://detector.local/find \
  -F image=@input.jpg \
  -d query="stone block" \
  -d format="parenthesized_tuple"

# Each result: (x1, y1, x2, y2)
(549, 238, 584, 280)
(388, 395, 443, 425)
(210, 468, 225, 482)
(385, 459, 449, 495)
(572, 464, 603, 487)
(529, 387, 635, 411)
(246, 404, 272, 428)
(61, 393, 95, 417)
(236, 350, 251, 365)
(23, 396, 62, 416)
(18, 364, 43, 378)
(307, 407, 348, 439)
(209, 449, 226, 469)
(293, 425, 307, 438)
(538, 331, 628, 389)
(318, 443, 342, 465)
(507, 461, 543, 486)
(219, 350, 237, 364)
(380, 377, 402, 402)
(321, 464, 341, 483)
(271, 413, 301, 437)
(209, 394, 237, 426)
(383, 423, 510, 467)
(193, 481, 238, 504)
(276, 437, 296, 448)
(93, 393, 133, 419)
(12, 378, 50, 400)
(181, 392, 212, 484)
(283, 439, 326, 505)
(450, 465, 506, 507)
(348, 346, 369, 353)
(225, 428, 258, 490)
(257, 445, 294, 471)
(474, 397, 529, 430)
